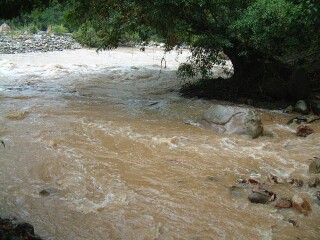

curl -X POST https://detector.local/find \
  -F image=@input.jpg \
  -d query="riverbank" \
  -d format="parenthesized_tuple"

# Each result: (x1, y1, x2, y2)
(0, 31, 82, 54)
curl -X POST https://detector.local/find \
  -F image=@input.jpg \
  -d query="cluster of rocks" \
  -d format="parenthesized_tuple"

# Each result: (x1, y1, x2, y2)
(230, 157, 320, 222)
(0, 216, 42, 240)
(0, 31, 82, 54)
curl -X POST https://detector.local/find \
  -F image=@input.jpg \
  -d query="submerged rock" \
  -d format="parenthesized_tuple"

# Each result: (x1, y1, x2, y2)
(202, 104, 263, 138)
(308, 176, 320, 188)
(309, 157, 320, 174)
(292, 195, 312, 216)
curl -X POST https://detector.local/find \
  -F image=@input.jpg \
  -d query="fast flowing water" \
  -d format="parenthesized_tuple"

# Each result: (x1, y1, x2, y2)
(0, 48, 319, 240)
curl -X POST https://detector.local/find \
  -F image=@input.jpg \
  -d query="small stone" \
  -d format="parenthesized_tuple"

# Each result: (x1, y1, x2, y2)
(309, 158, 320, 174)
(292, 195, 312, 216)
(308, 176, 320, 188)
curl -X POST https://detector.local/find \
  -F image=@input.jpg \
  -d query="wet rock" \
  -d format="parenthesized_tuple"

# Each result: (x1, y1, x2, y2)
(267, 174, 284, 184)
(294, 100, 309, 114)
(287, 178, 304, 187)
(202, 104, 263, 138)
(283, 105, 293, 114)
(291, 195, 312, 216)
(308, 176, 320, 188)
(248, 188, 276, 204)
(275, 198, 292, 208)
(309, 157, 320, 174)
(296, 124, 314, 137)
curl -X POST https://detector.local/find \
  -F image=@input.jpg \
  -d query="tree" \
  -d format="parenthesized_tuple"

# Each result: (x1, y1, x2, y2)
(69, 0, 319, 100)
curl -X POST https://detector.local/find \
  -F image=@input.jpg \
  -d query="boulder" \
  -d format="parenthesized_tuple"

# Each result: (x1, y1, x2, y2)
(202, 104, 263, 138)
(288, 67, 310, 100)
(309, 158, 320, 174)
(0, 23, 10, 33)
(291, 195, 312, 216)
(294, 100, 309, 114)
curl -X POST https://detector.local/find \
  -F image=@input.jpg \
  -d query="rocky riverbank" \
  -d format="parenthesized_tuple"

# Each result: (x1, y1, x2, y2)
(0, 31, 82, 54)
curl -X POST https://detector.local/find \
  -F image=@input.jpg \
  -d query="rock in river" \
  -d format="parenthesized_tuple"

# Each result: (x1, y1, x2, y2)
(248, 188, 276, 204)
(292, 195, 312, 216)
(202, 103, 263, 138)
(309, 157, 320, 174)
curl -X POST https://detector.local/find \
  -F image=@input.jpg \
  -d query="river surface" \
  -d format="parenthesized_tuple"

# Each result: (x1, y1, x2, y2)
(0, 48, 319, 240)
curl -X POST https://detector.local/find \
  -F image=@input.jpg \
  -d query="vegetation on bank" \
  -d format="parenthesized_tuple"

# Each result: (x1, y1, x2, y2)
(1, 0, 320, 102)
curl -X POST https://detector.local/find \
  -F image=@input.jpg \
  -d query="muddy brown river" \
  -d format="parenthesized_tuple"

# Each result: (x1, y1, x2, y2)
(0, 48, 319, 239)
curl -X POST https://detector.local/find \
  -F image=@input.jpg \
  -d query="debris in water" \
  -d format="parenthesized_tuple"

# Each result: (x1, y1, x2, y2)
(296, 124, 314, 137)
(0, 140, 5, 148)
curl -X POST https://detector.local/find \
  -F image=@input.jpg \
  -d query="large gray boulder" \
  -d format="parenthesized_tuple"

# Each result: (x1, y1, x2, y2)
(202, 104, 263, 138)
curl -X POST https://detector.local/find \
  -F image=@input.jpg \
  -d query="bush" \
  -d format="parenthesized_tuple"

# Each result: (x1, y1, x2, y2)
(50, 24, 69, 35)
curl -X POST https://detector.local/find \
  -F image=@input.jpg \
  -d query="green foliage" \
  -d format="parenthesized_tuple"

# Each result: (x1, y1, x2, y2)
(73, 23, 103, 47)
(51, 24, 68, 35)
(67, 0, 318, 72)
(2, 0, 71, 34)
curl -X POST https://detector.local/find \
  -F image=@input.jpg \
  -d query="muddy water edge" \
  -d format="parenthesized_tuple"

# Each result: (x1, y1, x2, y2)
(0, 48, 319, 240)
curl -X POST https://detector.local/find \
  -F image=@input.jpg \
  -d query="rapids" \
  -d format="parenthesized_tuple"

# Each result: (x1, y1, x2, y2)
(0, 48, 319, 240)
